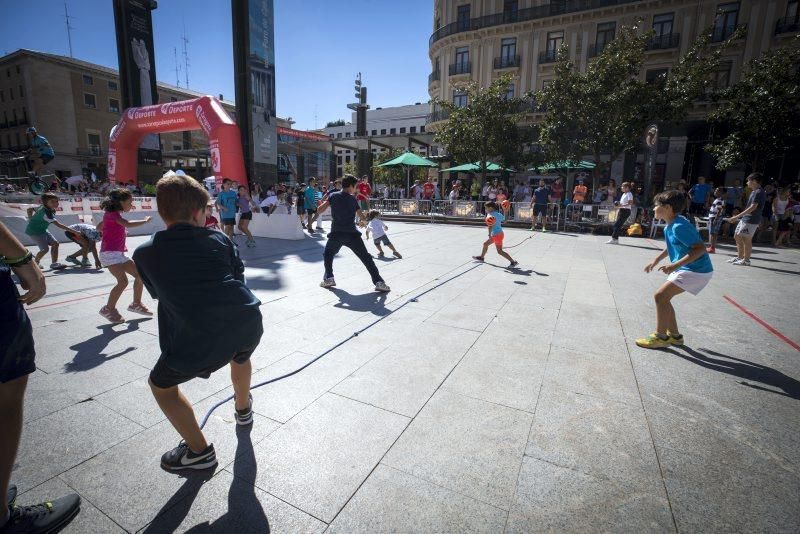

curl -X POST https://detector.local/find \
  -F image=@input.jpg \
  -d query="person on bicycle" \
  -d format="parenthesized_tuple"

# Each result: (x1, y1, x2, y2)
(25, 127, 55, 175)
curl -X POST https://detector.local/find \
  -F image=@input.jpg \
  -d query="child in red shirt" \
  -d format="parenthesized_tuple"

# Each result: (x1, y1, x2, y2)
(204, 202, 219, 230)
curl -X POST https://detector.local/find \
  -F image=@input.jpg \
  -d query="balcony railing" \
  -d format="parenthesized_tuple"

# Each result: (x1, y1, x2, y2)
(646, 32, 680, 50)
(586, 41, 610, 58)
(538, 49, 559, 64)
(775, 17, 800, 35)
(429, 70, 441, 84)
(494, 55, 521, 69)
(448, 62, 471, 76)
(426, 107, 450, 124)
(710, 23, 746, 43)
(430, 0, 645, 46)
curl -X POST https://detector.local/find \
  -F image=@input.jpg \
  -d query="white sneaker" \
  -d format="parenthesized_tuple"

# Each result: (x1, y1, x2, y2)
(374, 281, 391, 293)
(732, 259, 751, 266)
(606, 239, 619, 244)
(726, 257, 741, 263)
(320, 277, 336, 288)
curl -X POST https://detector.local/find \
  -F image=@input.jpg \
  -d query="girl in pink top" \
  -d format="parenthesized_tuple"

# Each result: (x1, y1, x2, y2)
(97, 188, 152, 323)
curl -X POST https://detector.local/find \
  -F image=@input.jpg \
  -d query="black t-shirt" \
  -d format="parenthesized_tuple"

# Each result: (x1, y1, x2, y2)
(328, 190, 360, 234)
(132, 224, 263, 374)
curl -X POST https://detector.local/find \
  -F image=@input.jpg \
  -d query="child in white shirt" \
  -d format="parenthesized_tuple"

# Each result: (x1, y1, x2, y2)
(365, 210, 402, 259)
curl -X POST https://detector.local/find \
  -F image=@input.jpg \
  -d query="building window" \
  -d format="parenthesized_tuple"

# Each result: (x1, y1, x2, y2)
(82, 74, 93, 85)
(108, 81, 118, 91)
(21, 107, 27, 124)
(645, 68, 668, 84)
(542, 79, 552, 90)
(182, 131, 191, 149)
(171, 143, 181, 151)
(8, 87, 13, 100)
(345, 132, 351, 137)
(457, 4, 470, 31)
(108, 98, 120, 113)
(546, 31, 564, 53)
(595, 22, 616, 52)
(345, 155, 351, 163)
(410, 126, 417, 133)
(6, 69, 10, 78)
(399, 127, 406, 134)
(453, 90, 468, 107)
(87, 132, 101, 154)
(84, 93, 96, 108)
(711, 61, 732, 90)
(504, 1, 518, 15)
(714, 3, 739, 41)
(381, 129, 387, 135)
(788, 0, 798, 21)
(421, 125, 425, 132)
(15, 65, 20, 74)
(337, 155, 342, 164)
(652, 13, 674, 37)
(503, 84, 515, 100)
(337, 132, 342, 138)
(455, 46, 469, 69)
(371, 129, 377, 136)
(500, 38, 517, 62)
(390, 128, 396, 134)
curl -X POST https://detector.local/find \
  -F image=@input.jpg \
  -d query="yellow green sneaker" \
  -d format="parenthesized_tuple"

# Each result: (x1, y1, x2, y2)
(635, 333, 671, 349)
(667, 332, 684, 346)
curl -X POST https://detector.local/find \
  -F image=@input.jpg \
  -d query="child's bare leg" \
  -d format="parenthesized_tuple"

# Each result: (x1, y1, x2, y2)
(50, 242, 59, 263)
(230, 359, 252, 411)
(479, 239, 491, 257)
(122, 261, 144, 304)
(388, 244, 399, 254)
(106, 264, 128, 309)
(149, 381, 208, 453)
(734, 234, 744, 258)
(742, 235, 753, 260)
(496, 245, 514, 262)
(375, 244, 384, 255)
(34, 249, 47, 264)
(654, 282, 683, 335)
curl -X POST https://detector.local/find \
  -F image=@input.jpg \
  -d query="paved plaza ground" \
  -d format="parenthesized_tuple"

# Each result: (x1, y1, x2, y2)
(12, 220, 800, 533)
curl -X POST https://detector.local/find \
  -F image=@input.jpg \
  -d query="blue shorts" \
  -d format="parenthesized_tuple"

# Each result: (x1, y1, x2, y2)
(221, 218, 236, 227)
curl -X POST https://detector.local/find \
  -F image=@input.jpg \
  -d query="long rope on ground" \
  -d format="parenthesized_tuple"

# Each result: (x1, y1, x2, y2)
(199, 261, 484, 428)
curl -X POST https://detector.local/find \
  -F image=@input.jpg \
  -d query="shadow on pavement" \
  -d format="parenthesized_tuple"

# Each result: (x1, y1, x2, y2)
(665, 346, 800, 400)
(330, 287, 389, 316)
(63, 318, 151, 373)
(143, 426, 269, 533)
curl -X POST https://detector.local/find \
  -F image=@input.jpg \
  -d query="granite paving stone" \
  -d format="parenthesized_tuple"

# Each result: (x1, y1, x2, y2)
(383, 389, 533, 510)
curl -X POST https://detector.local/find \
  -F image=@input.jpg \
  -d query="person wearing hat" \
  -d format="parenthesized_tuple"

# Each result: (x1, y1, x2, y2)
(25, 127, 55, 176)
(573, 178, 588, 204)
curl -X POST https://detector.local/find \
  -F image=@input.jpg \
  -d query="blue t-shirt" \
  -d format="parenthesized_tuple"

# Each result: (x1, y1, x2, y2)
(31, 135, 54, 157)
(217, 190, 237, 220)
(664, 216, 713, 273)
(328, 191, 360, 234)
(488, 210, 505, 236)
(533, 186, 550, 205)
(304, 187, 318, 209)
(689, 183, 710, 205)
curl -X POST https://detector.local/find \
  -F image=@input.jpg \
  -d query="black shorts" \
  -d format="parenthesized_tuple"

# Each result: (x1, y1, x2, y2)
(373, 234, 391, 246)
(239, 212, 252, 221)
(40, 153, 54, 165)
(689, 202, 705, 215)
(534, 203, 548, 216)
(306, 208, 317, 216)
(0, 270, 36, 383)
(149, 346, 256, 389)
(221, 218, 236, 226)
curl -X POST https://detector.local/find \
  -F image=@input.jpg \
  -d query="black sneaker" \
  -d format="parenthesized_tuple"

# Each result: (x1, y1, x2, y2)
(6, 484, 16, 507)
(160, 441, 217, 472)
(1, 494, 81, 534)
(509, 261, 519, 268)
(235, 393, 254, 426)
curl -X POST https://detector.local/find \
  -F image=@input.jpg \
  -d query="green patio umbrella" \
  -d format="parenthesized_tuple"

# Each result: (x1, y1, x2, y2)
(376, 151, 438, 193)
(528, 160, 596, 172)
(440, 161, 513, 173)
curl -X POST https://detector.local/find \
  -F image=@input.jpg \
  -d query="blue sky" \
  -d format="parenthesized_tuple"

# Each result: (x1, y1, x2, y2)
(0, 0, 432, 130)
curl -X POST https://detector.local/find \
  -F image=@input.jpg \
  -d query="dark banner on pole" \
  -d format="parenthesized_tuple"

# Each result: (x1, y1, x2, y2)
(232, 0, 277, 185)
(113, 0, 161, 166)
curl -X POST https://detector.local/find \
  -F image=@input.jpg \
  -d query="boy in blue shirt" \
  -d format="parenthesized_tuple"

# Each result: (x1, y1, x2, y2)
(304, 177, 320, 234)
(133, 173, 263, 471)
(472, 201, 519, 268)
(214, 178, 238, 240)
(637, 190, 713, 349)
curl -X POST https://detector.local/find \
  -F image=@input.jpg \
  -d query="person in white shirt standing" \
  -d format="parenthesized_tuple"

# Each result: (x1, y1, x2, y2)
(607, 182, 634, 244)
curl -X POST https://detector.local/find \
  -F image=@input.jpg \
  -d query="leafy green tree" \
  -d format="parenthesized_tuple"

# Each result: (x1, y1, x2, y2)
(538, 23, 744, 191)
(372, 148, 424, 187)
(706, 39, 800, 172)
(432, 74, 525, 183)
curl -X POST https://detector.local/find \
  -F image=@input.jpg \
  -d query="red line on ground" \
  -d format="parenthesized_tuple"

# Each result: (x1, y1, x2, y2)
(27, 288, 132, 310)
(723, 295, 800, 352)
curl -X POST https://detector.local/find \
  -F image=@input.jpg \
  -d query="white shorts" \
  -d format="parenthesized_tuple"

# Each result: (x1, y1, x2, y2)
(99, 251, 131, 266)
(667, 270, 712, 296)
(734, 221, 759, 237)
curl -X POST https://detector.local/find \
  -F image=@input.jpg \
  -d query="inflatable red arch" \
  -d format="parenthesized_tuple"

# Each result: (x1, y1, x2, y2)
(108, 95, 247, 187)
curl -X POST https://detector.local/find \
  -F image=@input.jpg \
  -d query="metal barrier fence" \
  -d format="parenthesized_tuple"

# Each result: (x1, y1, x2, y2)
(368, 198, 433, 217)
(563, 204, 638, 232)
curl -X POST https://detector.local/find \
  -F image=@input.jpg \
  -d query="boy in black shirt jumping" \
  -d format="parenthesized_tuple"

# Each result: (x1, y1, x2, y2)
(133, 173, 263, 472)
(317, 175, 390, 293)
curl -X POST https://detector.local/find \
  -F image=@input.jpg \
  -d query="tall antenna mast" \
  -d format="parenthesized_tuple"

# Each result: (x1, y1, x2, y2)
(173, 47, 180, 87)
(181, 21, 190, 88)
(64, 1, 75, 58)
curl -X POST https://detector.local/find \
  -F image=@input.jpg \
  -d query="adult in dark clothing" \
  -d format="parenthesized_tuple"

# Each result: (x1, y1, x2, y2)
(317, 175, 390, 293)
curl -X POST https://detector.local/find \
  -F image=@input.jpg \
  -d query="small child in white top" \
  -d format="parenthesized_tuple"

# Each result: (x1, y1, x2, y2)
(365, 210, 402, 259)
